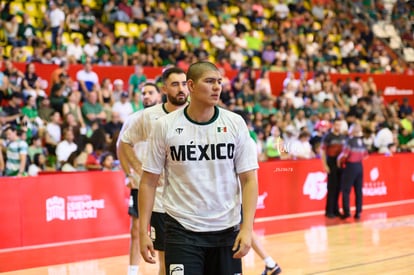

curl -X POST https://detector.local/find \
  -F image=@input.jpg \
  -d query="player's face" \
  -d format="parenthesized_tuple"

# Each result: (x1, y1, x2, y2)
(141, 85, 161, 108)
(163, 73, 189, 106)
(188, 70, 222, 107)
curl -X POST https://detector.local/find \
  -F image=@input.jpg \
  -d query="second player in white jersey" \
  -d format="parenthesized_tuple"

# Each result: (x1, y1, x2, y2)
(121, 103, 170, 213)
(118, 110, 147, 186)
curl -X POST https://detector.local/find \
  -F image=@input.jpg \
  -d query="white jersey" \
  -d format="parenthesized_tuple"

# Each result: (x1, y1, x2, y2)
(120, 104, 168, 213)
(143, 106, 259, 232)
(118, 110, 146, 188)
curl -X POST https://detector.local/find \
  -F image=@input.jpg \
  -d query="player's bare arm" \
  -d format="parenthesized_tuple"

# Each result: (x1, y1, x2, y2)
(118, 141, 142, 175)
(138, 171, 160, 264)
(233, 169, 258, 258)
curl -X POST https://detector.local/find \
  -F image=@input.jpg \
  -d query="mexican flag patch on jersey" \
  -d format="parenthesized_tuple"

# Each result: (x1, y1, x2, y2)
(217, 127, 227, 133)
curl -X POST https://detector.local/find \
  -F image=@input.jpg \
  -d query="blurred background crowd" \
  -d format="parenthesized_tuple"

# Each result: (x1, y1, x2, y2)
(0, 0, 413, 176)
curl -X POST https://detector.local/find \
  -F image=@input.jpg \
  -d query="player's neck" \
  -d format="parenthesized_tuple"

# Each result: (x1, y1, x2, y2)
(186, 104, 216, 123)
(164, 101, 187, 113)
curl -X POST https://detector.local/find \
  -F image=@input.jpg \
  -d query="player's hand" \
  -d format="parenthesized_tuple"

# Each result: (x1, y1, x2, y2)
(140, 233, 156, 264)
(232, 229, 252, 258)
(125, 174, 139, 189)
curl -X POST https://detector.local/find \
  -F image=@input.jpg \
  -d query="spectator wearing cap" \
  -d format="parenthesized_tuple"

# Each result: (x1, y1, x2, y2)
(112, 79, 126, 103)
(310, 119, 331, 157)
(3, 125, 28, 176)
(128, 65, 147, 95)
(399, 97, 413, 118)
(111, 92, 133, 123)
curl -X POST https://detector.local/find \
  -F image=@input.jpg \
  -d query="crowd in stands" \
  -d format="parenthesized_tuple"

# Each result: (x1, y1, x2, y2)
(0, 0, 413, 176)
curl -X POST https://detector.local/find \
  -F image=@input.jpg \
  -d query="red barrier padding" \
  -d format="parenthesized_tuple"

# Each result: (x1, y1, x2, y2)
(1, 154, 414, 250)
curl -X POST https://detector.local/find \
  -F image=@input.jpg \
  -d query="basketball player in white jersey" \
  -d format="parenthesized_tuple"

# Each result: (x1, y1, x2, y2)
(117, 82, 162, 275)
(118, 67, 189, 275)
(138, 61, 259, 274)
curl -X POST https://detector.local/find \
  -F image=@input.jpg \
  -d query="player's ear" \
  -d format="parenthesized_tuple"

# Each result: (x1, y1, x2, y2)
(187, 79, 194, 91)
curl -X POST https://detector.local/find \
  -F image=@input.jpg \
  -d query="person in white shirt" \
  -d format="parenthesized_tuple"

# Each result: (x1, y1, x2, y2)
(83, 38, 99, 62)
(112, 92, 134, 123)
(290, 131, 315, 159)
(44, 111, 62, 156)
(274, 0, 290, 20)
(210, 29, 227, 52)
(374, 123, 394, 153)
(76, 58, 99, 94)
(46, 1, 65, 48)
(220, 17, 236, 38)
(55, 127, 78, 166)
(66, 37, 84, 63)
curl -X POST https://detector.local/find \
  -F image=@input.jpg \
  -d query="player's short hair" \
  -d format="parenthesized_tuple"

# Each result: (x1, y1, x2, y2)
(142, 82, 161, 93)
(161, 67, 186, 84)
(187, 61, 219, 83)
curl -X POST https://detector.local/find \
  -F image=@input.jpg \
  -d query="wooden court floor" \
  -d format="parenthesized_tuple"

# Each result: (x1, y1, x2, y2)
(2, 200, 414, 275)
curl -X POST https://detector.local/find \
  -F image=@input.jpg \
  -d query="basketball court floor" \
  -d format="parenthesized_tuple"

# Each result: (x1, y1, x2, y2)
(2, 199, 414, 274)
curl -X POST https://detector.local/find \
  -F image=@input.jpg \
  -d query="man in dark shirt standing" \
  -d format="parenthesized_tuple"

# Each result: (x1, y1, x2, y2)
(320, 118, 346, 218)
(337, 123, 368, 220)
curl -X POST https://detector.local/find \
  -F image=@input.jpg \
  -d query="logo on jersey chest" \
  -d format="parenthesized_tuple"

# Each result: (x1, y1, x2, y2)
(170, 143, 235, 161)
(217, 126, 227, 133)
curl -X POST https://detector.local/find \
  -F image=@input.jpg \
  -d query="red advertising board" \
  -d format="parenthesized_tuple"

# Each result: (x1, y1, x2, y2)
(255, 153, 414, 218)
(0, 171, 130, 249)
(1, 154, 413, 250)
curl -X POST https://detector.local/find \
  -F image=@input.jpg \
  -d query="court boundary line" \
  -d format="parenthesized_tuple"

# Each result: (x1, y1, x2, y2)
(0, 234, 130, 253)
(2, 199, 414, 254)
(254, 199, 414, 223)
(306, 252, 414, 274)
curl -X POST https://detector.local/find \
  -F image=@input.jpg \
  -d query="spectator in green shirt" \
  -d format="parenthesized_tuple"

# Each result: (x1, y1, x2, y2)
(124, 37, 139, 65)
(128, 64, 147, 95)
(81, 90, 107, 126)
(79, 5, 96, 39)
(18, 13, 40, 47)
(22, 95, 41, 140)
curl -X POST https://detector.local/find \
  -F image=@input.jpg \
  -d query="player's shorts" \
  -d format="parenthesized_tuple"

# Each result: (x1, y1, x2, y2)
(128, 189, 139, 218)
(150, 212, 166, 251)
(164, 214, 242, 275)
